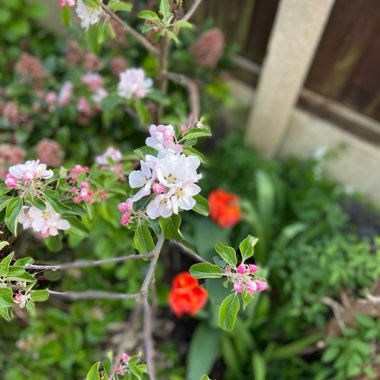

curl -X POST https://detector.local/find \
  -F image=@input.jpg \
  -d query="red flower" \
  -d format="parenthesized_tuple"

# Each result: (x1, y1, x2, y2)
(169, 272, 208, 317)
(208, 189, 242, 228)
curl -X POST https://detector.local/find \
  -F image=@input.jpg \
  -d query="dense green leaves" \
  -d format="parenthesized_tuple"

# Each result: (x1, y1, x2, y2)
(219, 293, 240, 331)
(190, 263, 223, 279)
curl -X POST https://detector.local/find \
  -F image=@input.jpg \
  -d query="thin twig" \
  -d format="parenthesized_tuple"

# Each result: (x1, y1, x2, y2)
(321, 296, 346, 332)
(171, 240, 207, 263)
(143, 298, 156, 380)
(182, 0, 203, 22)
(168, 72, 200, 124)
(230, 54, 261, 76)
(101, 3, 159, 55)
(157, 37, 171, 121)
(25, 252, 155, 271)
(48, 289, 140, 300)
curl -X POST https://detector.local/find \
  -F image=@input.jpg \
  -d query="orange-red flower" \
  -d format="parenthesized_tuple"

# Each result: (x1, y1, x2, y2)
(169, 272, 208, 317)
(208, 189, 242, 228)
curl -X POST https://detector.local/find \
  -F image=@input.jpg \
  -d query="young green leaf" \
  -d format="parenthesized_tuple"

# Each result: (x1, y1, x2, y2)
(239, 235, 258, 262)
(159, 215, 183, 240)
(190, 263, 223, 279)
(215, 242, 237, 267)
(138, 10, 160, 21)
(31, 289, 49, 302)
(159, 0, 171, 21)
(5, 198, 23, 235)
(192, 194, 209, 216)
(134, 225, 155, 254)
(0, 252, 14, 277)
(86, 362, 101, 380)
(182, 127, 212, 140)
(173, 20, 193, 29)
(218, 293, 240, 331)
(182, 146, 206, 162)
(108, 0, 132, 12)
(0, 288, 15, 308)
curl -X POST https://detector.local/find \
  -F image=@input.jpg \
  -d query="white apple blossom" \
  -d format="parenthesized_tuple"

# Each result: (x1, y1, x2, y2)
(146, 124, 182, 153)
(76, 0, 102, 30)
(146, 194, 174, 219)
(95, 147, 122, 165)
(8, 160, 53, 182)
(118, 68, 153, 99)
(169, 182, 201, 214)
(19, 203, 70, 237)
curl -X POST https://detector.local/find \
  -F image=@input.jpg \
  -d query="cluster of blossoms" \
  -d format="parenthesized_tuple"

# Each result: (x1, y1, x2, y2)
(225, 263, 267, 295)
(5, 160, 53, 189)
(95, 147, 123, 176)
(65, 41, 102, 72)
(118, 68, 153, 100)
(80, 72, 108, 105)
(208, 189, 242, 228)
(116, 353, 131, 376)
(13, 292, 29, 309)
(128, 124, 201, 220)
(36, 139, 64, 168)
(15, 53, 49, 84)
(19, 203, 70, 237)
(169, 272, 208, 317)
(0, 101, 31, 129)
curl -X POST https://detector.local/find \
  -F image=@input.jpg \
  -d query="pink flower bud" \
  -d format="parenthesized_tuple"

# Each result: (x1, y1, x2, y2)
(152, 183, 165, 194)
(83, 166, 89, 173)
(121, 213, 131, 225)
(71, 187, 78, 194)
(74, 165, 83, 174)
(249, 264, 258, 274)
(87, 190, 94, 196)
(234, 280, 243, 293)
(73, 197, 81, 203)
(236, 263, 246, 274)
(121, 353, 130, 362)
(80, 181, 89, 189)
(80, 190, 88, 199)
(118, 202, 130, 213)
(5, 177, 17, 188)
(13, 293, 23, 303)
(255, 280, 267, 292)
(23, 171, 34, 181)
(246, 280, 257, 295)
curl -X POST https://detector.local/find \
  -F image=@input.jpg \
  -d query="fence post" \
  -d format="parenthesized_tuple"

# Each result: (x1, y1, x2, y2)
(245, 0, 335, 158)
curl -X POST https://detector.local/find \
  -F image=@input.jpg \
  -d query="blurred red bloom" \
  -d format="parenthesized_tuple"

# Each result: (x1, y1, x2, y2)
(169, 272, 208, 317)
(208, 189, 242, 228)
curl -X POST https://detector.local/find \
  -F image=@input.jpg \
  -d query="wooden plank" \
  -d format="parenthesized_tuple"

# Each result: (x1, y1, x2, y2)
(245, 0, 335, 158)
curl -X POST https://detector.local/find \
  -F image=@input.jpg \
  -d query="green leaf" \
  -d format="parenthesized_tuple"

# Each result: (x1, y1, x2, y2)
(215, 242, 237, 267)
(97, 20, 109, 44)
(146, 90, 171, 105)
(0, 288, 15, 307)
(182, 146, 206, 162)
(61, 5, 71, 27)
(200, 376, 211, 380)
(108, 0, 132, 12)
(134, 146, 158, 160)
(44, 190, 70, 214)
(159, 0, 171, 21)
(45, 236, 63, 252)
(5, 197, 22, 235)
(86, 362, 101, 380)
(241, 291, 253, 310)
(322, 346, 340, 362)
(87, 24, 100, 54)
(0, 241, 9, 251)
(192, 195, 209, 216)
(31, 289, 49, 302)
(31, 197, 46, 210)
(0, 252, 14, 277)
(65, 216, 89, 239)
(190, 263, 223, 279)
(83, 0, 100, 8)
(100, 94, 120, 111)
(252, 352, 266, 380)
(159, 215, 183, 240)
(219, 293, 240, 331)
(187, 323, 220, 380)
(14, 257, 34, 267)
(183, 127, 212, 140)
(239, 235, 258, 262)
(134, 225, 155, 254)
(138, 10, 159, 21)
(174, 20, 193, 29)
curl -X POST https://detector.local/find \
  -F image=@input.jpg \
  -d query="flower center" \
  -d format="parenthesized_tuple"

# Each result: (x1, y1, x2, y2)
(167, 174, 176, 184)
(43, 212, 51, 220)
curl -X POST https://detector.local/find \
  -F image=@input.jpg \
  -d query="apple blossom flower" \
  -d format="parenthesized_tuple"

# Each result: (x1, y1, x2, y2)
(246, 280, 257, 295)
(120, 213, 131, 225)
(146, 124, 182, 153)
(236, 263, 246, 275)
(81, 73, 103, 91)
(95, 147, 122, 165)
(118, 198, 133, 213)
(77, 96, 92, 115)
(58, 81, 73, 107)
(8, 160, 53, 182)
(117, 68, 153, 99)
(234, 281, 243, 293)
(76, 0, 102, 30)
(146, 194, 174, 219)
(37, 139, 64, 167)
(19, 203, 70, 237)
(129, 161, 154, 202)
(249, 264, 258, 274)
(169, 182, 201, 214)
(92, 88, 108, 104)
(255, 280, 267, 292)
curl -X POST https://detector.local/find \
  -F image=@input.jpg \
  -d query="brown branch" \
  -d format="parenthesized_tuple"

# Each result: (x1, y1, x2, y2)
(156, 37, 171, 121)
(25, 252, 155, 271)
(182, 0, 203, 22)
(101, 3, 159, 55)
(48, 289, 140, 300)
(321, 296, 346, 332)
(143, 298, 156, 380)
(171, 240, 208, 263)
(168, 72, 200, 125)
